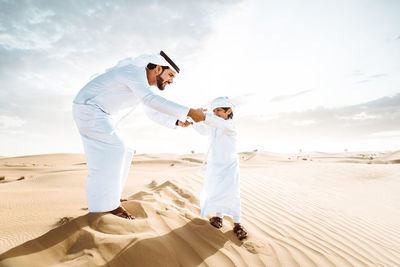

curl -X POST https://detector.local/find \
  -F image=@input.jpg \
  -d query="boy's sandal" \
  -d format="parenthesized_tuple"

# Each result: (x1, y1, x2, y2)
(110, 206, 135, 220)
(209, 216, 223, 228)
(233, 224, 248, 240)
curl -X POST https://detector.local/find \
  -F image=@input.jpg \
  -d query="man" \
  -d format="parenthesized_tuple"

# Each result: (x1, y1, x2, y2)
(72, 51, 205, 219)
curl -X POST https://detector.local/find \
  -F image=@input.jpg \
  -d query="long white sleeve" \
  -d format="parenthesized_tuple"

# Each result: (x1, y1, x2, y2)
(204, 113, 236, 135)
(143, 105, 178, 129)
(119, 65, 189, 122)
(192, 123, 212, 136)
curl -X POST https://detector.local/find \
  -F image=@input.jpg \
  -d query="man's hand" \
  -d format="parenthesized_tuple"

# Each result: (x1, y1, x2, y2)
(188, 108, 206, 122)
(177, 120, 192, 127)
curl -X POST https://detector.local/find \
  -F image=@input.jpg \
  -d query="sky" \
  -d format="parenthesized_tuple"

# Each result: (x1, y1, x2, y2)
(0, 0, 399, 156)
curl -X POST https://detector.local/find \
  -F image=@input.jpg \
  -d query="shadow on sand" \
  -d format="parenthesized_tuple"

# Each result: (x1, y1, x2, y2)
(0, 212, 244, 267)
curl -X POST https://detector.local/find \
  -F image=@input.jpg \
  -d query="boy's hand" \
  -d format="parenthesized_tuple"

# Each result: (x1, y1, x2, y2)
(177, 120, 192, 127)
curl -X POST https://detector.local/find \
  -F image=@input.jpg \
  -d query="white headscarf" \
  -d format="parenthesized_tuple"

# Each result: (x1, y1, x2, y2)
(106, 53, 175, 72)
(211, 96, 235, 110)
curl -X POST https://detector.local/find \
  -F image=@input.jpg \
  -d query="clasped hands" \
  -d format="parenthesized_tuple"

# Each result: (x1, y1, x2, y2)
(177, 108, 207, 127)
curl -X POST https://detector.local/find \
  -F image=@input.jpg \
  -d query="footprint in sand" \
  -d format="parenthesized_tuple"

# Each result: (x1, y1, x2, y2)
(56, 216, 74, 226)
(243, 241, 267, 254)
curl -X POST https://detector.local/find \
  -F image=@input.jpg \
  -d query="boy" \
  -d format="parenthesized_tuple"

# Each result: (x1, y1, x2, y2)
(192, 96, 247, 240)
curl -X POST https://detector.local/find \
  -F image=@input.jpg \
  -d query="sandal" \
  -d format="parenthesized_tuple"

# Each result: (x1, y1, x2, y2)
(209, 216, 223, 228)
(110, 206, 135, 220)
(233, 223, 248, 240)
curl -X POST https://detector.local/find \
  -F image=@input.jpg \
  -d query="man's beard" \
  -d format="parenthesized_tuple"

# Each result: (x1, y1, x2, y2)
(156, 74, 167, 90)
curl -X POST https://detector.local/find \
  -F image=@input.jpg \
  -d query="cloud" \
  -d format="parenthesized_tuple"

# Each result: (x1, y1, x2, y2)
(239, 93, 400, 142)
(0, 115, 26, 129)
(0, 0, 241, 55)
(347, 71, 388, 84)
(354, 73, 388, 84)
(339, 112, 378, 121)
(269, 89, 313, 103)
(369, 130, 400, 138)
(348, 70, 364, 77)
(369, 73, 387, 79)
(292, 119, 316, 126)
(355, 79, 370, 84)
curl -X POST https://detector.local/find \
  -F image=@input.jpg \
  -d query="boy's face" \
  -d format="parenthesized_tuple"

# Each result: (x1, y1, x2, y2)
(213, 107, 232, 120)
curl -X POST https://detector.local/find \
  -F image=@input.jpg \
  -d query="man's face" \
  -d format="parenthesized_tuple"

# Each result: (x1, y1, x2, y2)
(156, 67, 176, 90)
(213, 107, 232, 120)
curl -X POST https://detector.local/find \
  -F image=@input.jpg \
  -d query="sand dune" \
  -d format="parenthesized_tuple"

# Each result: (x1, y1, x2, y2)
(375, 150, 400, 163)
(1, 152, 400, 266)
(0, 181, 264, 266)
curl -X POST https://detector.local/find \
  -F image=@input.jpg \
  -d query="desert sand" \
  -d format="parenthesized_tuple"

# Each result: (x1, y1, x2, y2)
(0, 151, 400, 266)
